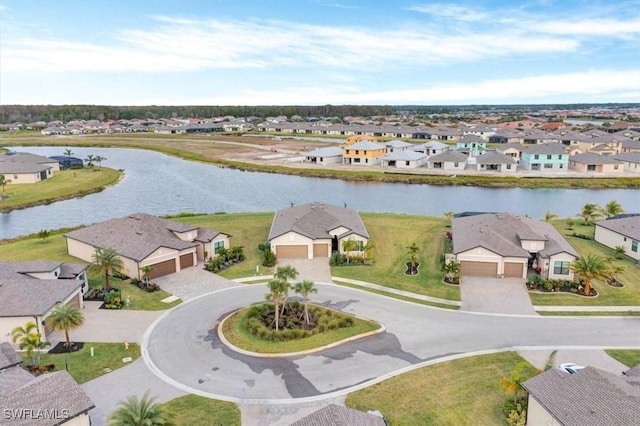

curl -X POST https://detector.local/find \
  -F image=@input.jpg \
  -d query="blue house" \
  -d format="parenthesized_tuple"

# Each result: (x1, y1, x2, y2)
(456, 134, 486, 157)
(520, 143, 568, 171)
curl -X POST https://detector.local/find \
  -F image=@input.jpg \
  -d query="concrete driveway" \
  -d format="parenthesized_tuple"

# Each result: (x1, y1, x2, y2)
(154, 265, 241, 301)
(277, 258, 332, 283)
(518, 349, 629, 375)
(460, 276, 535, 315)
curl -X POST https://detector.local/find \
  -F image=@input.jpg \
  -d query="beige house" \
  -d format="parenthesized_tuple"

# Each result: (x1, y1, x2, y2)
(0, 261, 87, 344)
(452, 213, 578, 279)
(523, 366, 640, 426)
(0, 343, 95, 426)
(594, 215, 640, 261)
(496, 143, 523, 162)
(614, 152, 640, 173)
(268, 202, 369, 259)
(65, 213, 230, 279)
(0, 152, 60, 184)
(568, 153, 623, 173)
(475, 151, 517, 172)
(426, 151, 468, 170)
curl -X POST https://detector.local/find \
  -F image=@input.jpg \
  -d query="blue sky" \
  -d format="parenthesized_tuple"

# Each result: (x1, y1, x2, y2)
(1, 0, 639, 105)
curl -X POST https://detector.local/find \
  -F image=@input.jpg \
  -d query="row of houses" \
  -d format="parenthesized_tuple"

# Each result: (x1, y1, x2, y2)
(303, 138, 640, 174)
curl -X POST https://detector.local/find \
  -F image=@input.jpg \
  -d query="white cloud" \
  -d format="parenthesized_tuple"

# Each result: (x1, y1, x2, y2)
(526, 18, 640, 37)
(407, 4, 487, 22)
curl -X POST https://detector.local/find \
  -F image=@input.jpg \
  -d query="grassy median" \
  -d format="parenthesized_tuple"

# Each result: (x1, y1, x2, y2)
(159, 395, 240, 426)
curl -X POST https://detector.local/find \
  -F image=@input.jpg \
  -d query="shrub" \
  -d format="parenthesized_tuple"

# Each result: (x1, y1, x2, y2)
(571, 232, 593, 240)
(330, 252, 345, 266)
(262, 250, 277, 267)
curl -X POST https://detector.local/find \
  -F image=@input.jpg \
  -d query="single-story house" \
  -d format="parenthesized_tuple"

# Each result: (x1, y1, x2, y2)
(304, 146, 344, 165)
(426, 151, 468, 170)
(268, 202, 369, 259)
(0, 152, 60, 184)
(64, 213, 231, 279)
(0, 343, 95, 426)
(412, 140, 449, 156)
(614, 152, 640, 173)
(289, 404, 386, 426)
(381, 150, 428, 168)
(594, 215, 640, 261)
(0, 261, 87, 344)
(452, 213, 578, 279)
(475, 151, 517, 172)
(522, 366, 640, 426)
(568, 153, 623, 173)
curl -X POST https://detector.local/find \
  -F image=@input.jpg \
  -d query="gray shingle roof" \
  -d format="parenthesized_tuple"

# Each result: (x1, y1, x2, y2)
(452, 213, 578, 258)
(385, 139, 413, 148)
(346, 140, 386, 151)
(615, 152, 640, 164)
(569, 153, 620, 165)
(427, 150, 468, 163)
(596, 216, 640, 241)
(305, 147, 344, 157)
(0, 277, 81, 316)
(289, 404, 386, 426)
(476, 151, 516, 164)
(268, 203, 369, 241)
(64, 213, 200, 261)
(382, 151, 427, 161)
(522, 367, 640, 426)
(496, 143, 523, 152)
(0, 343, 22, 370)
(521, 143, 567, 155)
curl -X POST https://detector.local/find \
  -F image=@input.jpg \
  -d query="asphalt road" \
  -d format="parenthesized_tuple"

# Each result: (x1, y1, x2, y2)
(143, 283, 640, 403)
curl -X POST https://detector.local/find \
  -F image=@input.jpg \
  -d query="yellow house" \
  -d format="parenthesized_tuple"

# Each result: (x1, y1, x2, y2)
(346, 134, 378, 145)
(342, 140, 386, 166)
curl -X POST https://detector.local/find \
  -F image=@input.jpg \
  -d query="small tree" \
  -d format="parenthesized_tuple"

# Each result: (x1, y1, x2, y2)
(565, 219, 576, 230)
(0, 174, 6, 194)
(266, 279, 289, 331)
(94, 155, 106, 169)
(570, 254, 610, 295)
(363, 239, 377, 264)
(63, 148, 73, 157)
(294, 280, 317, 325)
(442, 260, 461, 283)
(275, 266, 298, 314)
(47, 304, 85, 347)
(407, 242, 420, 271)
(342, 238, 360, 264)
(579, 203, 602, 225)
(500, 362, 540, 403)
(444, 211, 454, 227)
(108, 390, 177, 426)
(84, 154, 96, 168)
(140, 265, 154, 284)
(607, 263, 626, 284)
(614, 245, 626, 259)
(11, 321, 50, 366)
(544, 211, 558, 222)
(89, 247, 124, 290)
(601, 200, 624, 218)
(37, 229, 51, 243)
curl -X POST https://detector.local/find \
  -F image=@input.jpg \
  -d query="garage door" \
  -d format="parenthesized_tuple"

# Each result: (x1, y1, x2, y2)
(313, 244, 329, 257)
(461, 261, 498, 277)
(149, 259, 177, 279)
(504, 262, 525, 278)
(180, 253, 194, 269)
(276, 245, 308, 259)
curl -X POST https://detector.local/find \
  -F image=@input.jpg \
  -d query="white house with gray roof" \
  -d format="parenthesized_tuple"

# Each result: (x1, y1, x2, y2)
(381, 150, 427, 168)
(304, 146, 343, 165)
(0, 261, 87, 344)
(475, 151, 517, 172)
(426, 151, 468, 170)
(594, 215, 640, 261)
(268, 202, 369, 259)
(0, 152, 60, 184)
(65, 213, 230, 279)
(412, 140, 449, 156)
(452, 213, 578, 279)
(614, 152, 640, 173)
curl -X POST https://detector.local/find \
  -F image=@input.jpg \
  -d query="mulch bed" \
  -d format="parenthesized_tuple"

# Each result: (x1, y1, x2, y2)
(48, 342, 84, 354)
(607, 279, 624, 288)
(405, 262, 420, 276)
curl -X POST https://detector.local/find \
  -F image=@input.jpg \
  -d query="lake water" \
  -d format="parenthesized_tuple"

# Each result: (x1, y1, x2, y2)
(1, 146, 638, 239)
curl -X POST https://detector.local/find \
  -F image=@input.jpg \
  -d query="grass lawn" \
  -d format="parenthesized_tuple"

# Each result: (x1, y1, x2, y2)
(221, 304, 381, 353)
(529, 220, 640, 306)
(159, 395, 240, 426)
(0, 233, 79, 260)
(0, 167, 121, 212)
(88, 276, 182, 310)
(169, 212, 275, 279)
(336, 280, 459, 310)
(538, 311, 640, 316)
(346, 351, 530, 425)
(18, 342, 140, 384)
(605, 350, 640, 368)
(332, 213, 460, 301)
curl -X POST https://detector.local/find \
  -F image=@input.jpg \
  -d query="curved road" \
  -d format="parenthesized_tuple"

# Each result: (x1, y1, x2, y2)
(143, 283, 640, 403)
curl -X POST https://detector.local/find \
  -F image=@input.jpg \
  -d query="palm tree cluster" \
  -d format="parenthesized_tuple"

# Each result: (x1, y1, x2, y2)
(265, 266, 318, 331)
(11, 321, 50, 366)
(579, 200, 625, 225)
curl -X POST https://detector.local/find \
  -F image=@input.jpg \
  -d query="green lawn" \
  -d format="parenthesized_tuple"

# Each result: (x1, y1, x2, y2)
(88, 276, 182, 310)
(332, 213, 460, 301)
(222, 304, 381, 353)
(18, 342, 140, 384)
(346, 351, 530, 425)
(169, 212, 275, 279)
(158, 395, 240, 426)
(0, 232, 79, 260)
(605, 350, 640, 368)
(0, 167, 121, 212)
(530, 220, 640, 306)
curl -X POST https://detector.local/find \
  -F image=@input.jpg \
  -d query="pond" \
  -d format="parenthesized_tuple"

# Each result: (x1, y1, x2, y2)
(1, 146, 638, 239)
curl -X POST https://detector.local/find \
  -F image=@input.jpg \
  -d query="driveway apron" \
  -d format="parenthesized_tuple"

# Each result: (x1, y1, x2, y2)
(154, 266, 241, 301)
(460, 277, 536, 315)
(277, 258, 333, 283)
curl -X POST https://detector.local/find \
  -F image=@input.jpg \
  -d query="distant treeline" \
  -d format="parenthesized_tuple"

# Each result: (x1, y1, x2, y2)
(0, 105, 396, 124)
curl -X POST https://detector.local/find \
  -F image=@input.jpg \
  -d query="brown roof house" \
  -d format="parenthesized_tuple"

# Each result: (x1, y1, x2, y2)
(522, 366, 640, 426)
(452, 213, 578, 279)
(268, 203, 369, 260)
(0, 261, 87, 344)
(594, 215, 640, 261)
(64, 213, 230, 279)
(0, 342, 95, 426)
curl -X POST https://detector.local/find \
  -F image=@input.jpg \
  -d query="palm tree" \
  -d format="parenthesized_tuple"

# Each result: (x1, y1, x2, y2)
(500, 362, 540, 403)
(342, 238, 359, 263)
(444, 211, 454, 227)
(89, 247, 124, 290)
(363, 239, 376, 264)
(94, 155, 106, 169)
(601, 200, 624, 218)
(108, 390, 177, 426)
(47, 304, 85, 347)
(0, 174, 6, 194)
(11, 321, 49, 365)
(579, 203, 602, 225)
(607, 263, 627, 284)
(407, 242, 420, 271)
(38, 229, 51, 243)
(140, 265, 154, 284)
(266, 279, 289, 331)
(614, 245, 626, 259)
(274, 266, 298, 314)
(294, 280, 317, 325)
(570, 255, 610, 296)
(63, 148, 73, 157)
(84, 154, 96, 168)
(544, 211, 558, 222)
(442, 260, 461, 282)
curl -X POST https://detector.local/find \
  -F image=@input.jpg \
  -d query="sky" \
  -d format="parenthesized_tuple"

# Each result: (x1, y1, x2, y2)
(1, 0, 639, 106)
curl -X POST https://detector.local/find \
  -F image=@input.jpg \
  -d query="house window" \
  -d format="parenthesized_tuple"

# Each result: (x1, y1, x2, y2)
(547, 155, 552, 159)
(587, 165, 596, 171)
(345, 150, 350, 155)
(534, 154, 539, 160)
(405, 161, 410, 166)
(354, 158, 360, 163)
(553, 261, 570, 275)
(559, 164, 564, 169)
(454, 162, 459, 167)
(214, 240, 225, 253)
(614, 164, 619, 169)
(14, 174, 18, 179)
(544, 163, 553, 169)
(355, 150, 359, 154)
(632, 240, 638, 253)
(507, 164, 512, 169)
(558, 155, 563, 160)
